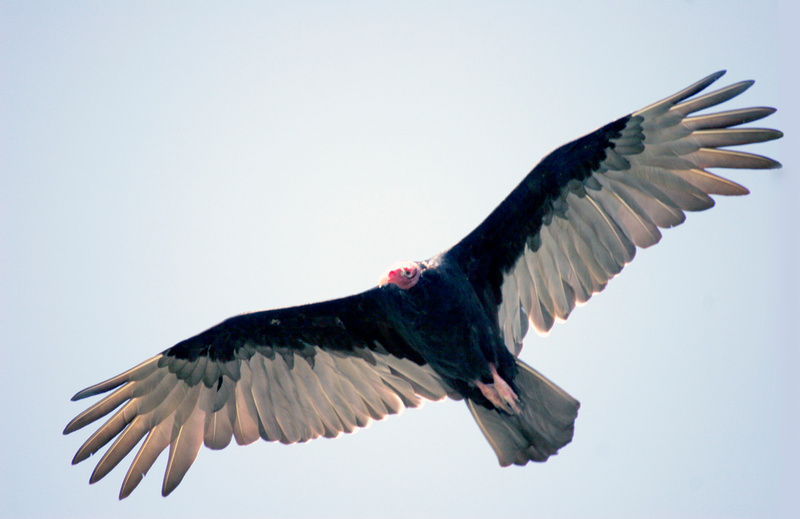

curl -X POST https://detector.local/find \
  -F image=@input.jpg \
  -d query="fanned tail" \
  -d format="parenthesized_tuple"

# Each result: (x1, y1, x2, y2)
(468, 359, 579, 465)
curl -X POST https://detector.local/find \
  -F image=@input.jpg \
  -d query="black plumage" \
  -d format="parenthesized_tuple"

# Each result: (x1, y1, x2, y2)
(65, 71, 782, 498)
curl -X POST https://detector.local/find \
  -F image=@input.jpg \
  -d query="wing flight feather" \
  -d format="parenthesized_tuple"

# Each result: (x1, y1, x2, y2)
(64, 291, 450, 498)
(448, 71, 781, 353)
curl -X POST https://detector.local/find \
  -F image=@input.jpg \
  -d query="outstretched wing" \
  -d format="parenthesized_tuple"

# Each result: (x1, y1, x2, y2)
(64, 288, 451, 498)
(448, 71, 782, 355)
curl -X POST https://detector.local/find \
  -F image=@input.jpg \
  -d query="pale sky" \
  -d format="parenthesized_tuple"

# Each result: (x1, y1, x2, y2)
(2, 1, 797, 518)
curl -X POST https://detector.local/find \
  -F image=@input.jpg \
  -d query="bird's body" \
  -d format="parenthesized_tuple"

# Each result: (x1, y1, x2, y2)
(65, 71, 782, 499)
(383, 256, 515, 395)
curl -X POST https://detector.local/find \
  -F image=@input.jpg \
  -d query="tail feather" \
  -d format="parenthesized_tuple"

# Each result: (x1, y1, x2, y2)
(468, 359, 579, 466)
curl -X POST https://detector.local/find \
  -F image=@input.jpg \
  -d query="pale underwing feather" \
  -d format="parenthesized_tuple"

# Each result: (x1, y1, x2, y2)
(90, 414, 150, 484)
(64, 383, 136, 435)
(309, 350, 362, 431)
(536, 233, 571, 320)
(562, 200, 619, 279)
(71, 356, 161, 401)
(589, 185, 661, 248)
(231, 362, 262, 445)
(249, 355, 286, 443)
(331, 355, 391, 419)
(204, 402, 234, 450)
(671, 168, 749, 196)
(264, 353, 313, 443)
(50, 339, 448, 501)
(500, 267, 522, 348)
(561, 215, 613, 290)
(549, 216, 596, 300)
(683, 107, 776, 130)
(381, 356, 449, 401)
(283, 356, 328, 439)
(496, 71, 780, 349)
(72, 400, 138, 464)
(692, 128, 783, 148)
(378, 374, 421, 408)
(688, 148, 781, 170)
(120, 415, 175, 499)
(162, 386, 205, 496)
(291, 356, 345, 437)
(669, 81, 754, 117)
(523, 247, 555, 332)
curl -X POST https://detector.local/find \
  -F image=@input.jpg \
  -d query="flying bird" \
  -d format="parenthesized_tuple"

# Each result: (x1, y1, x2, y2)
(65, 71, 782, 499)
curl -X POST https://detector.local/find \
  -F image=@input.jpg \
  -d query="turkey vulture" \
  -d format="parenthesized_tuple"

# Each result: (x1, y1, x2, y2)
(65, 71, 782, 499)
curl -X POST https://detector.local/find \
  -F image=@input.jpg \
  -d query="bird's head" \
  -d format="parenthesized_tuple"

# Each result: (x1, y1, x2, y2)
(379, 261, 422, 290)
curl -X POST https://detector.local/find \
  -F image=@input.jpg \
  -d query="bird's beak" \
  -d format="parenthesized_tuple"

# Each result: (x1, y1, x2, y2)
(378, 269, 397, 287)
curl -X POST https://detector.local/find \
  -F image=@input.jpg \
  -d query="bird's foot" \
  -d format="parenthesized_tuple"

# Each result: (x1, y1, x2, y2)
(476, 363, 521, 414)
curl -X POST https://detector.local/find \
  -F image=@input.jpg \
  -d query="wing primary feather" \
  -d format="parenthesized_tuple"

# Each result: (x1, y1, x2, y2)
(89, 414, 150, 484)
(683, 107, 777, 130)
(671, 168, 748, 196)
(127, 371, 179, 417)
(119, 415, 175, 499)
(86, 372, 190, 479)
(64, 383, 136, 434)
(687, 148, 782, 170)
(634, 70, 725, 119)
(691, 128, 783, 148)
(70, 356, 161, 401)
(162, 386, 205, 497)
(72, 400, 139, 464)
(671, 80, 754, 117)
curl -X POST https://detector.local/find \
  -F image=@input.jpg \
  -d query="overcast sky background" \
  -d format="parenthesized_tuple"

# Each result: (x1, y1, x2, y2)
(2, 1, 797, 518)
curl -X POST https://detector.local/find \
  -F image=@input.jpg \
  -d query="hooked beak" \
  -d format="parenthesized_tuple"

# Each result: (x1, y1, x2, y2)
(378, 269, 398, 287)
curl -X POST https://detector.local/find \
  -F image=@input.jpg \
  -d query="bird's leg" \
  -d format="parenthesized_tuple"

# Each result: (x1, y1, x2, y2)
(476, 363, 521, 414)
